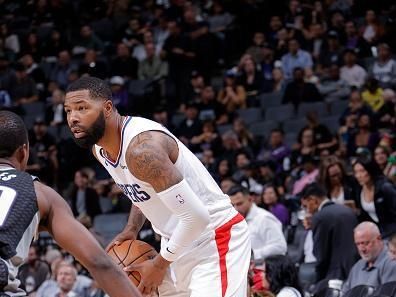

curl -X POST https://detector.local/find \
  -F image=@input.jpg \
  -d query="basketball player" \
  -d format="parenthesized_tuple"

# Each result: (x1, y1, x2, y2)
(64, 76, 251, 297)
(0, 111, 142, 297)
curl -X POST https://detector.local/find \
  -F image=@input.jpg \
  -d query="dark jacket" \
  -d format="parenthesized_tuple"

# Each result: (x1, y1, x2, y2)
(354, 177, 396, 238)
(312, 201, 359, 283)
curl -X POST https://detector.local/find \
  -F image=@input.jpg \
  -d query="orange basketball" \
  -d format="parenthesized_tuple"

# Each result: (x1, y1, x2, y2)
(107, 240, 157, 286)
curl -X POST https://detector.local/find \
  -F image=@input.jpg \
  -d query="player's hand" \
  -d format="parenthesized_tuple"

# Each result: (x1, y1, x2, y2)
(105, 229, 136, 252)
(125, 256, 170, 296)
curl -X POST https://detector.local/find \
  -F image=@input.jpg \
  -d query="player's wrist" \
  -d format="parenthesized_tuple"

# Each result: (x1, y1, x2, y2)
(153, 254, 172, 269)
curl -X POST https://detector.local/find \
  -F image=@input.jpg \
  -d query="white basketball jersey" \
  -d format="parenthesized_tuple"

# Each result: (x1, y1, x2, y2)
(94, 117, 236, 239)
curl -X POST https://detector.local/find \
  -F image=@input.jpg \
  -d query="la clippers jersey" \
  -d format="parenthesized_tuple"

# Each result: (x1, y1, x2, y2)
(0, 167, 40, 296)
(94, 117, 236, 240)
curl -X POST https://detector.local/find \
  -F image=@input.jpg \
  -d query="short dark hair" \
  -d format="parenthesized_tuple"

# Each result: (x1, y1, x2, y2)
(352, 156, 383, 181)
(227, 185, 249, 196)
(300, 182, 326, 200)
(66, 76, 113, 102)
(0, 111, 28, 158)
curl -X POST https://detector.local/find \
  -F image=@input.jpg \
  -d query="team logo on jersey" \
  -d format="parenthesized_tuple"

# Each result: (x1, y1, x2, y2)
(176, 194, 184, 204)
(117, 183, 151, 203)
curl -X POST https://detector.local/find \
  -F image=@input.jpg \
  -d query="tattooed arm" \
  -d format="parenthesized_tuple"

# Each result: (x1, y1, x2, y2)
(124, 131, 210, 295)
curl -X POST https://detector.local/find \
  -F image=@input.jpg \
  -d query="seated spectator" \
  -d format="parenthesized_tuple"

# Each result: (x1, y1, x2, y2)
(291, 127, 318, 167)
(228, 186, 287, 262)
(347, 113, 380, 157)
(9, 63, 39, 105)
(78, 49, 108, 79)
(376, 88, 396, 129)
(271, 67, 286, 93)
(45, 88, 67, 126)
(190, 120, 222, 154)
(110, 43, 138, 79)
(175, 102, 202, 148)
(49, 50, 78, 89)
(281, 39, 313, 81)
(317, 31, 344, 73)
(257, 128, 290, 173)
(109, 76, 129, 114)
(361, 77, 384, 112)
(185, 70, 205, 104)
(43, 29, 68, 59)
(359, 10, 384, 45)
(132, 30, 161, 62)
(18, 245, 50, 295)
(138, 42, 168, 81)
(344, 21, 371, 58)
(339, 90, 374, 128)
(197, 85, 227, 123)
(72, 25, 104, 55)
(292, 155, 320, 196)
(282, 67, 322, 108)
(261, 184, 289, 226)
(0, 22, 20, 58)
(341, 222, 396, 294)
(300, 183, 358, 290)
(206, 1, 234, 41)
(262, 255, 303, 297)
(232, 117, 256, 151)
(374, 145, 392, 176)
(306, 112, 338, 155)
(317, 64, 350, 102)
(239, 57, 264, 106)
(64, 169, 102, 222)
(217, 70, 247, 112)
(246, 32, 267, 64)
(20, 53, 46, 93)
(340, 49, 367, 89)
(319, 155, 358, 205)
(370, 43, 396, 89)
(352, 157, 396, 238)
(388, 234, 396, 260)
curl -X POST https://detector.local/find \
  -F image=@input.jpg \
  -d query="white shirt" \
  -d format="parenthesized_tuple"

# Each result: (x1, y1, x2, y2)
(360, 192, 379, 222)
(340, 64, 367, 88)
(245, 204, 287, 261)
(277, 287, 302, 297)
(304, 230, 316, 263)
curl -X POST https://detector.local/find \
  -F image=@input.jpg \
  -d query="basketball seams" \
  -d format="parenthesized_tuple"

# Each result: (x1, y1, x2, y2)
(123, 249, 155, 267)
(113, 240, 134, 263)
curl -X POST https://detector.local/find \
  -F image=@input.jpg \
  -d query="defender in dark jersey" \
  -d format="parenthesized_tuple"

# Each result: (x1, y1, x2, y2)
(0, 111, 141, 297)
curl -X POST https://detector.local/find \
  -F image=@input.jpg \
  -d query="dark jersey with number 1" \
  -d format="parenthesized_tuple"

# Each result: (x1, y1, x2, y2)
(0, 166, 39, 296)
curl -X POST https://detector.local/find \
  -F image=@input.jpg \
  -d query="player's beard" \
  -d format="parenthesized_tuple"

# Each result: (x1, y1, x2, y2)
(72, 111, 106, 149)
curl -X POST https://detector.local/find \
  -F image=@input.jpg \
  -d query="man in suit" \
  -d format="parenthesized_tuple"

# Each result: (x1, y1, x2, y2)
(300, 183, 359, 291)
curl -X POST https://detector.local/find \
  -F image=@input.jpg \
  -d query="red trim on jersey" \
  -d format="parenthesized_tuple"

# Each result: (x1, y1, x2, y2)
(215, 213, 245, 297)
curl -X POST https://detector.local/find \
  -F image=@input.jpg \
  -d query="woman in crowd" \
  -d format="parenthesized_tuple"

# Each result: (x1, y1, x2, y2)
(353, 157, 396, 238)
(263, 255, 303, 297)
(262, 184, 289, 226)
(217, 70, 247, 112)
(318, 155, 358, 205)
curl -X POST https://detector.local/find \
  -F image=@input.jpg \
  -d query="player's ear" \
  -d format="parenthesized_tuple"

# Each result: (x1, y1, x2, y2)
(103, 99, 113, 118)
(15, 143, 29, 170)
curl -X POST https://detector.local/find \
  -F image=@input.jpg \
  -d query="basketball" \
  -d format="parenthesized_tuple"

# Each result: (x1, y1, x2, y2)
(107, 240, 157, 286)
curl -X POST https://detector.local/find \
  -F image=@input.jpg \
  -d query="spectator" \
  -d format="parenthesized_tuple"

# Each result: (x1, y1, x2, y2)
(43, 29, 68, 59)
(18, 245, 50, 295)
(347, 113, 380, 157)
(360, 10, 384, 45)
(291, 127, 317, 167)
(317, 31, 343, 72)
(20, 53, 46, 93)
(132, 30, 161, 63)
(65, 169, 102, 222)
(341, 222, 396, 294)
(228, 185, 287, 262)
(262, 255, 303, 297)
(317, 64, 350, 102)
(246, 32, 268, 63)
(370, 43, 396, 89)
(21, 32, 43, 62)
(374, 145, 391, 175)
(261, 184, 290, 226)
(376, 88, 396, 129)
(138, 42, 168, 81)
(217, 70, 247, 112)
(352, 157, 396, 238)
(175, 102, 202, 147)
(49, 50, 78, 89)
(281, 39, 313, 80)
(361, 77, 384, 112)
(0, 22, 20, 58)
(45, 88, 67, 126)
(232, 117, 256, 150)
(344, 21, 371, 58)
(239, 57, 264, 106)
(272, 67, 286, 93)
(190, 120, 222, 154)
(292, 155, 320, 196)
(340, 49, 367, 88)
(109, 76, 129, 113)
(110, 43, 138, 79)
(72, 25, 104, 55)
(282, 67, 321, 108)
(78, 49, 108, 79)
(300, 183, 358, 289)
(388, 234, 396, 260)
(206, 1, 234, 46)
(339, 90, 374, 128)
(257, 128, 290, 173)
(9, 63, 39, 105)
(306, 112, 338, 155)
(197, 85, 226, 123)
(318, 155, 358, 205)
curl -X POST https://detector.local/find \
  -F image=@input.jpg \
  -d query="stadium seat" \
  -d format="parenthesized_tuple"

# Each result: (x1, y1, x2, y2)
(259, 92, 283, 110)
(93, 213, 129, 246)
(343, 285, 375, 297)
(297, 102, 328, 118)
(217, 124, 233, 135)
(265, 104, 294, 123)
(249, 120, 278, 137)
(329, 100, 349, 116)
(284, 132, 297, 147)
(236, 107, 262, 125)
(371, 282, 396, 297)
(321, 116, 340, 134)
(283, 118, 307, 134)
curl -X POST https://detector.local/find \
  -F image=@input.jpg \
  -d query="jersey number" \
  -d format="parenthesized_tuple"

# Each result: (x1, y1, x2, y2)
(0, 186, 17, 226)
